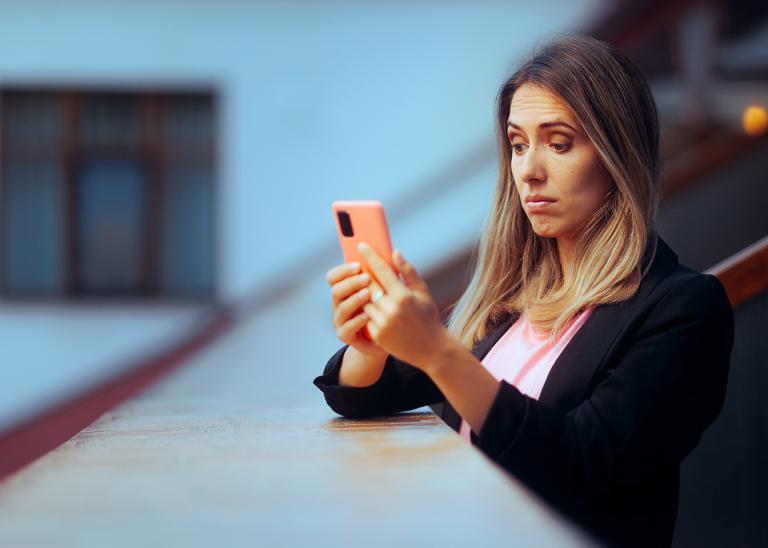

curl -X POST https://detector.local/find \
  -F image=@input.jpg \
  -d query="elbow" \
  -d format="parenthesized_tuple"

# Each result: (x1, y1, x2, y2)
(323, 394, 386, 420)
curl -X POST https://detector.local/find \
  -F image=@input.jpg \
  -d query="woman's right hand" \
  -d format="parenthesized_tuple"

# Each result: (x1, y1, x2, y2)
(326, 261, 388, 358)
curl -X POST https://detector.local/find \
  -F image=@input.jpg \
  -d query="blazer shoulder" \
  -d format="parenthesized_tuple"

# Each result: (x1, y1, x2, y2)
(653, 265, 731, 309)
(637, 266, 734, 343)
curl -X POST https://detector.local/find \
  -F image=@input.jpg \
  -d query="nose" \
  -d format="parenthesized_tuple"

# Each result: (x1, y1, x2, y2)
(516, 145, 547, 185)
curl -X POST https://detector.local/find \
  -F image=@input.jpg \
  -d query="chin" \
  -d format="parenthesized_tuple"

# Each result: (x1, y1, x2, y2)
(530, 226, 560, 239)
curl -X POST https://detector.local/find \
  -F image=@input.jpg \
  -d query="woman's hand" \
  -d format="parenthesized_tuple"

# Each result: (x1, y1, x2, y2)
(326, 260, 388, 359)
(357, 242, 447, 371)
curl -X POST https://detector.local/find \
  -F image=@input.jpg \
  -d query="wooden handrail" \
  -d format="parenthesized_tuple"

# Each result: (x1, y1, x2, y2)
(0, 307, 233, 483)
(661, 132, 768, 201)
(706, 234, 768, 308)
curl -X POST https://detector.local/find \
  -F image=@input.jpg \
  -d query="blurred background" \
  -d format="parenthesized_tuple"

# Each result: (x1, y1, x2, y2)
(0, 1, 766, 547)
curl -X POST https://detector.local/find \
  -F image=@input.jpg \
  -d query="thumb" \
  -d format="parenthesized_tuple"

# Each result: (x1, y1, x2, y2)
(394, 250, 427, 290)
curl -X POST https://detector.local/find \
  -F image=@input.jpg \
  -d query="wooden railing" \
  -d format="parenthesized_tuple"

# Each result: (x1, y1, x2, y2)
(0, 308, 233, 482)
(706, 234, 768, 308)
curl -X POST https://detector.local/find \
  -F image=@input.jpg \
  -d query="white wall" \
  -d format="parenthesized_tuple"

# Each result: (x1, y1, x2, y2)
(0, 0, 604, 300)
(0, 0, 604, 425)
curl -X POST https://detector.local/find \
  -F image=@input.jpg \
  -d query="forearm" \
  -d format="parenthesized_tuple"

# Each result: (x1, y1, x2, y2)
(338, 346, 388, 387)
(417, 334, 500, 435)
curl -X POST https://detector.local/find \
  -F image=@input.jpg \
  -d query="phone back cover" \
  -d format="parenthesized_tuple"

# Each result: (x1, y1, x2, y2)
(332, 200, 396, 272)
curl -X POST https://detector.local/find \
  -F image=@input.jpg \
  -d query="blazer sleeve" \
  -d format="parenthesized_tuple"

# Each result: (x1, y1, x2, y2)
(472, 273, 734, 512)
(313, 344, 445, 418)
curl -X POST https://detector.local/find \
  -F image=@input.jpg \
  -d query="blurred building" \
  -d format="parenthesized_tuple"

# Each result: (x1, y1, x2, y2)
(0, 0, 606, 426)
(0, 1, 766, 547)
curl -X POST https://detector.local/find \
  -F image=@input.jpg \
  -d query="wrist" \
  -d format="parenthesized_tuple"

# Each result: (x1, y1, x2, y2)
(418, 331, 462, 378)
(349, 345, 387, 362)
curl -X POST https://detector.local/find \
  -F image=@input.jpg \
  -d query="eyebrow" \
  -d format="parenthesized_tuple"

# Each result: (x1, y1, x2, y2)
(507, 120, 579, 133)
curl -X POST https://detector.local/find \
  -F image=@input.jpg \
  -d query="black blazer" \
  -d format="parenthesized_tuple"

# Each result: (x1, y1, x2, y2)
(313, 235, 734, 548)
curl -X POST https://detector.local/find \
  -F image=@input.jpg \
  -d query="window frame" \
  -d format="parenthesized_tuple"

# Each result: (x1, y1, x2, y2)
(0, 86, 218, 302)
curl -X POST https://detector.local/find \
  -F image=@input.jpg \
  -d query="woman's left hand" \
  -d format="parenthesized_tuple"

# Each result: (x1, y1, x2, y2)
(357, 241, 447, 372)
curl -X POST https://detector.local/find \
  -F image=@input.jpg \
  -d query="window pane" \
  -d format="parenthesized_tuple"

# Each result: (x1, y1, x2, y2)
(3, 163, 64, 293)
(165, 95, 213, 143)
(78, 162, 145, 293)
(81, 95, 140, 146)
(2, 93, 61, 143)
(162, 167, 212, 295)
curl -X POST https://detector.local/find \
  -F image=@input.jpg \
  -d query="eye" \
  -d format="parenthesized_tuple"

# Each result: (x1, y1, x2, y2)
(551, 142, 571, 152)
(511, 143, 527, 155)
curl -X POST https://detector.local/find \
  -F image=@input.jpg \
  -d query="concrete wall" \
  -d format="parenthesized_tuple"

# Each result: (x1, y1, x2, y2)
(0, 0, 602, 426)
(0, 0, 603, 299)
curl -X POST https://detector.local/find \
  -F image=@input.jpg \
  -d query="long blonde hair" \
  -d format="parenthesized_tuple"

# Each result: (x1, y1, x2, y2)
(446, 34, 661, 347)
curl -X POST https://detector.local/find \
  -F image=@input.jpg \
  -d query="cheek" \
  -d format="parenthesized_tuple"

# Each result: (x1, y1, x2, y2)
(511, 173, 524, 199)
(568, 166, 610, 216)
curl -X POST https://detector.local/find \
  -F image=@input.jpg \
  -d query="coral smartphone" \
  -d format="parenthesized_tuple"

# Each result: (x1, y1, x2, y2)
(332, 200, 397, 340)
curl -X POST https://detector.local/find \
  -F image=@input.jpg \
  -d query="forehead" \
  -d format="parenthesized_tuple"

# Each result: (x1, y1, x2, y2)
(507, 83, 577, 126)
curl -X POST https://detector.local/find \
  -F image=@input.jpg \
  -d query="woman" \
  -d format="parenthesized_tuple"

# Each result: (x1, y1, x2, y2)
(313, 35, 734, 548)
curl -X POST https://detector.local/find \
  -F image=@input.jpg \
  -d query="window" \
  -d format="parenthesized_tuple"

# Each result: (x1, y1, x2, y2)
(0, 89, 216, 299)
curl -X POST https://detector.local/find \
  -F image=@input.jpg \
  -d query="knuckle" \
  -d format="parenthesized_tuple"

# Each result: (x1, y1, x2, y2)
(330, 288, 342, 304)
(337, 299, 351, 317)
(392, 292, 410, 307)
(378, 314, 391, 331)
(336, 302, 351, 320)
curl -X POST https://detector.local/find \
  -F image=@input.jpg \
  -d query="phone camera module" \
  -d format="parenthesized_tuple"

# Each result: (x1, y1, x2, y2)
(337, 210, 354, 237)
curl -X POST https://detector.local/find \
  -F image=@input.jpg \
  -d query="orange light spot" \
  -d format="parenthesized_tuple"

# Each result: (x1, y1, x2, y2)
(742, 105, 768, 137)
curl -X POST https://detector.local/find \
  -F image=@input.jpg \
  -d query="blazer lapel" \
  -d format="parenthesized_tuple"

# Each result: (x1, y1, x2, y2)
(440, 234, 679, 431)
(539, 235, 678, 411)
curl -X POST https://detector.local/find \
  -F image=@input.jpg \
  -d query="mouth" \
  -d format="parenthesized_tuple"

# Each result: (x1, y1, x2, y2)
(526, 199, 556, 212)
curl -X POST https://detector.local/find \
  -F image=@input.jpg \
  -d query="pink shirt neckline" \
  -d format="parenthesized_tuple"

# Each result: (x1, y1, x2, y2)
(459, 307, 594, 442)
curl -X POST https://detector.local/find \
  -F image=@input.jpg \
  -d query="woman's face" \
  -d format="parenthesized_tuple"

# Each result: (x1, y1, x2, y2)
(507, 83, 613, 243)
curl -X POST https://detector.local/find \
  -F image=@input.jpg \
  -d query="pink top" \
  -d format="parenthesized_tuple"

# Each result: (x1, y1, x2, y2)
(459, 307, 594, 442)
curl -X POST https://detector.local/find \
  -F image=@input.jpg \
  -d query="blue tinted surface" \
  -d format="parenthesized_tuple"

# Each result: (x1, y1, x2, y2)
(78, 162, 146, 293)
(4, 163, 64, 293)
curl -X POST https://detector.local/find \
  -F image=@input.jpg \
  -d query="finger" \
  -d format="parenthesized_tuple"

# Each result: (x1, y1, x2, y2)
(369, 290, 396, 315)
(365, 319, 380, 341)
(363, 301, 386, 325)
(338, 311, 369, 340)
(368, 279, 384, 302)
(326, 262, 361, 286)
(333, 286, 371, 327)
(393, 249, 428, 291)
(331, 272, 370, 307)
(357, 242, 403, 295)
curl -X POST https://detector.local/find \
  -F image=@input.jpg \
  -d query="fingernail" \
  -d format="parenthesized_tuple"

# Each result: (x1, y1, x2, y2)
(350, 262, 360, 271)
(357, 242, 368, 251)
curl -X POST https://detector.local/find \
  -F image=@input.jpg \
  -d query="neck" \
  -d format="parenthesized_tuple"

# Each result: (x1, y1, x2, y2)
(556, 236, 575, 282)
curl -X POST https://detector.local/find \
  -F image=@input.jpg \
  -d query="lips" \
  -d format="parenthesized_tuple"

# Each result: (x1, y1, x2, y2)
(525, 195, 556, 212)
(525, 195, 556, 203)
